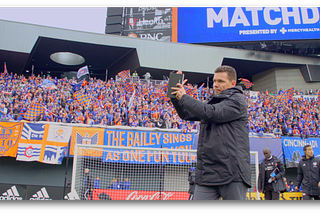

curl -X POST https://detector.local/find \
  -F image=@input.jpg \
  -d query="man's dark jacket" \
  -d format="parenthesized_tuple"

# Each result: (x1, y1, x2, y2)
(171, 86, 251, 187)
(296, 155, 320, 196)
(258, 155, 286, 193)
(85, 173, 94, 190)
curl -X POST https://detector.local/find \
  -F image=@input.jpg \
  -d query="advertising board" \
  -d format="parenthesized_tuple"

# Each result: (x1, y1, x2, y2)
(175, 7, 320, 43)
(0, 183, 70, 200)
(90, 189, 189, 200)
(89, 189, 303, 200)
(123, 7, 172, 42)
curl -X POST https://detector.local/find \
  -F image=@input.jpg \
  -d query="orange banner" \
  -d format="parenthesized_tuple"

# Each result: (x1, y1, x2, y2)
(70, 126, 105, 156)
(0, 122, 23, 157)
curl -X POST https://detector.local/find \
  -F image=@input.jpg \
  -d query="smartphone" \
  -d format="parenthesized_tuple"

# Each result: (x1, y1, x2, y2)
(167, 72, 184, 98)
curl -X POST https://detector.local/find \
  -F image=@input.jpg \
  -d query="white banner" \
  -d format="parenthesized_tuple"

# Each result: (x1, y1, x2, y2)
(249, 91, 259, 103)
(77, 65, 89, 79)
(46, 125, 73, 143)
(16, 143, 41, 162)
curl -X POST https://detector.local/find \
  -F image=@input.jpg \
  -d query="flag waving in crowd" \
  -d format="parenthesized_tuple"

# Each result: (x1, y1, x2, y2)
(185, 85, 198, 99)
(73, 91, 90, 108)
(150, 91, 167, 101)
(23, 103, 45, 121)
(3, 62, 8, 74)
(123, 81, 134, 94)
(77, 65, 89, 79)
(117, 70, 130, 81)
(239, 78, 254, 89)
(280, 87, 295, 103)
(41, 79, 57, 90)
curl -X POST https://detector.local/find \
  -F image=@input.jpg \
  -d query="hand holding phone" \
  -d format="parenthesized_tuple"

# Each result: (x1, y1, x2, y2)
(167, 72, 185, 98)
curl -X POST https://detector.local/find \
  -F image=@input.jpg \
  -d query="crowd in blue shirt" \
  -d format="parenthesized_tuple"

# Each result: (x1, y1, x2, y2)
(108, 178, 131, 190)
(246, 88, 320, 138)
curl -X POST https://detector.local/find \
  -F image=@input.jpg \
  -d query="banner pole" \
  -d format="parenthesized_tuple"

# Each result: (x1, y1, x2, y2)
(62, 137, 72, 199)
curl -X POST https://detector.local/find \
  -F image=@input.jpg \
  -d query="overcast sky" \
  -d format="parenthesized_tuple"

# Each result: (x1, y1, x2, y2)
(0, 7, 108, 34)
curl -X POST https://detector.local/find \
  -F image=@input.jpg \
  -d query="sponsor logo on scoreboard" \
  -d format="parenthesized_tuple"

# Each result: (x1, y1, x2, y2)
(177, 7, 320, 43)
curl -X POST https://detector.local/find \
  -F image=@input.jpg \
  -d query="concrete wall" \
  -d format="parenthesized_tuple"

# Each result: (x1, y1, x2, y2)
(0, 157, 73, 187)
(252, 67, 320, 93)
(275, 67, 320, 92)
(252, 68, 277, 93)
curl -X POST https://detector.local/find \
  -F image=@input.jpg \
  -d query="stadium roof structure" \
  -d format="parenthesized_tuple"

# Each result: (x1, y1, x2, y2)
(1, 19, 320, 84)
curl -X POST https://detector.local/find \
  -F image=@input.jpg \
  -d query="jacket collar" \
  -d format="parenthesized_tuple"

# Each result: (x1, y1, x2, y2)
(302, 155, 314, 161)
(209, 86, 244, 99)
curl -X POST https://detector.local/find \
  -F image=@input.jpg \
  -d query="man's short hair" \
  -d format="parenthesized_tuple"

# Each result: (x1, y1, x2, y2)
(303, 144, 312, 151)
(214, 65, 237, 82)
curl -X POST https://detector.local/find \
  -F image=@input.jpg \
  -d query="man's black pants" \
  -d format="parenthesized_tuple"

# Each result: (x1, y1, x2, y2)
(264, 183, 279, 200)
(302, 193, 320, 200)
(193, 181, 247, 200)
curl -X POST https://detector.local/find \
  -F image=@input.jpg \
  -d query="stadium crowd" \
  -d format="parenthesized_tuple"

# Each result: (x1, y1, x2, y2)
(246, 88, 320, 138)
(1, 71, 320, 138)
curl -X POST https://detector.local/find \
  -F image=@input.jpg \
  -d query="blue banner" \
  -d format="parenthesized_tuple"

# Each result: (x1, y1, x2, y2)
(177, 7, 320, 43)
(282, 137, 320, 168)
(102, 129, 195, 164)
(249, 137, 283, 164)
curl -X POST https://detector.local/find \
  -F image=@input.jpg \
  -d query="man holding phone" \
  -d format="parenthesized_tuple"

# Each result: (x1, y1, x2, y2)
(170, 66, 251, 200)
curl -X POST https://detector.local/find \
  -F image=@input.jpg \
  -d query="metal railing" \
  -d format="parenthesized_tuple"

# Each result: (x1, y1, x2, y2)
(115, 75, 167, 86)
